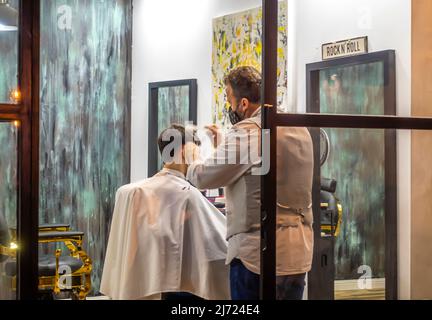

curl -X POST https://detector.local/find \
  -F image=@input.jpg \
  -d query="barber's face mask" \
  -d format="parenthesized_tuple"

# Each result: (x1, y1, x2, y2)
(228, 105, 245, 126)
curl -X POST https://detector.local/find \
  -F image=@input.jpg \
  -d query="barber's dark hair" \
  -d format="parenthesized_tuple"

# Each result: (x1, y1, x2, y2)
(158, 124, 200, 159)
(224, 66, 262, 104)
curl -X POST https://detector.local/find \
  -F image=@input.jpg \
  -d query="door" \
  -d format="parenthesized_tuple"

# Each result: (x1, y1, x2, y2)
(0, 0, 40, 299)
(306, 52, 398, 300)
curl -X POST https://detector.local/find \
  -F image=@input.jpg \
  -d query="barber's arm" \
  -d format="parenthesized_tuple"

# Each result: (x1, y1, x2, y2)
(187, 124, 259, 190)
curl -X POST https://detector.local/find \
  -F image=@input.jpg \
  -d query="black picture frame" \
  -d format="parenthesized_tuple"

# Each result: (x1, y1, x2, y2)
(306, 50, 398, 300)
(148, 79, 198, 177)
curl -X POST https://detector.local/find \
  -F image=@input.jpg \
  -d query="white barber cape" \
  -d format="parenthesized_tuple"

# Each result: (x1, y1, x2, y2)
(100, 169, 230, 300)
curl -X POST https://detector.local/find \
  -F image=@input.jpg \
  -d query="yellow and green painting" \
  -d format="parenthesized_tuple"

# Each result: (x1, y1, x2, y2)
(212, 1, 288, 127)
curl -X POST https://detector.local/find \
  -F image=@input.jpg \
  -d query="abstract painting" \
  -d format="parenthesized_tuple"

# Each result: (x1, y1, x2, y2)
(39, 0, 132, 294)
(148, 80, 197, 177)
(212, 1, 288, 127)
(316, 59, 394, 281)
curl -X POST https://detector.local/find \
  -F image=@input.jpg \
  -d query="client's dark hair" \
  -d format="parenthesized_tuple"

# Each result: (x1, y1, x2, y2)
(158, 124, 200, 161)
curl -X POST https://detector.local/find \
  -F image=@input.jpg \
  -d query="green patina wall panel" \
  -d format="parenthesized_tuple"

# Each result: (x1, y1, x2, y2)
(39, 0, 132, 293)
(320, 62, 386, 280)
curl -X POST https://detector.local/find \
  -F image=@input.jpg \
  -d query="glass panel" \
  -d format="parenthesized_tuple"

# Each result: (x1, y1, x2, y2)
(274, 125, 316, 300)
(0, 121, 18, 300)
(324, 128, 388, 300)
(273, 126, 396, 300)
(278, 0, 407, 116)
(0, 0, 19, 104)
(100, 0, 263, 300)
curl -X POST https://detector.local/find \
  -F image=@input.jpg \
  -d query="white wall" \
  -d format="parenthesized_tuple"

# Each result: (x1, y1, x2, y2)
(290, 0, 411, 299)
(292, 0, 411, 115)
(132, 0, 412, 299)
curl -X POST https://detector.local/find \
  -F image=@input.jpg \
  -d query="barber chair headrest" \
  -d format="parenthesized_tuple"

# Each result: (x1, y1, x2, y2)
(321, 178, 337, 193)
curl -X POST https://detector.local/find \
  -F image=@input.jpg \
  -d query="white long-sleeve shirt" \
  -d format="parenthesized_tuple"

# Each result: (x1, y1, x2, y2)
(187, 108, 314, 276)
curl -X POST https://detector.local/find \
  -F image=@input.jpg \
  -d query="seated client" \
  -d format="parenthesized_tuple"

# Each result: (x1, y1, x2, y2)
(100, 124, 229, 300)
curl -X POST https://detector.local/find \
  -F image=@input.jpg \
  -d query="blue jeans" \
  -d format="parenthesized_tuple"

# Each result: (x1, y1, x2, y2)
(230, 259, 306, 300)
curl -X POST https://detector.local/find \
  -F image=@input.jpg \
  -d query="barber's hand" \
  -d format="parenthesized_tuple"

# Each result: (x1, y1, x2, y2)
(205, 124, 223, 148)
(184, 142, 201, 165)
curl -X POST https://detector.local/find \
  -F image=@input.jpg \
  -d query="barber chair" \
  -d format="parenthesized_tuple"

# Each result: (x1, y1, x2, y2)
(320, 178, 342, 237)
(0, 217, 92, 300)
(318, 129, 343, 237)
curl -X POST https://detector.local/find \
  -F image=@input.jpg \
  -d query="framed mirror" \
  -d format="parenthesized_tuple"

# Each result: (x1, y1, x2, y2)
(148, 79, 197, 177)
(307, 50, 397, 300)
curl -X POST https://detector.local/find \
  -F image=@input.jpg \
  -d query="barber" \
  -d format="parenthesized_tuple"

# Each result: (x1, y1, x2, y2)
(187, 66, 314, 300)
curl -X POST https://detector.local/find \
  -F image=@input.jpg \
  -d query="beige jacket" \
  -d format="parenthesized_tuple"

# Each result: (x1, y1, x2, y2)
(187, 108, 314, 275)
